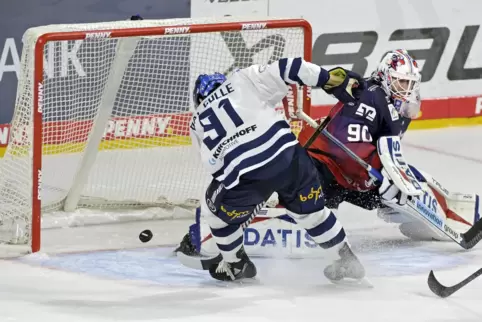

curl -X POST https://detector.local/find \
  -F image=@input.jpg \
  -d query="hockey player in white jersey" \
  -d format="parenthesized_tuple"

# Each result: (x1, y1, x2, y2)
(186, 57, 366, 282)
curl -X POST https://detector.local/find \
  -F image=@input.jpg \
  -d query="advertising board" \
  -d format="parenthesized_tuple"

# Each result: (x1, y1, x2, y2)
(192, 0, 482, 126)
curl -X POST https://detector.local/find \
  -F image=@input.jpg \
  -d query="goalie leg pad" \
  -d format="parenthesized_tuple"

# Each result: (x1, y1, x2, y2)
(378, 164, 479, 243)
(399, 221, 449, 241)
(408, 164, 426, 183)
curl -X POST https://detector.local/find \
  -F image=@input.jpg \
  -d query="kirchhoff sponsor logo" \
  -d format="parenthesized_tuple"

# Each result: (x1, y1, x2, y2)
(241, 22, 267, 30)
(212, 124, 257, 159)
(165, 27, 190, 34)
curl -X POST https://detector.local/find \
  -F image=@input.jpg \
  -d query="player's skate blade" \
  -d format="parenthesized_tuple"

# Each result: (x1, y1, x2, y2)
(209, 248, 257, 281)
(324, 243, 371, 288)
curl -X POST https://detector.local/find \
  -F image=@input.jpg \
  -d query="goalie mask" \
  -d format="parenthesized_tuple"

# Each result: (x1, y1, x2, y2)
(375, 49, 422, 119)
(193, 72, 227, 108)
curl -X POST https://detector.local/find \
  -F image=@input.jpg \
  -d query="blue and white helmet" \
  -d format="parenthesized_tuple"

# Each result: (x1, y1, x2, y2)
(192, 72, 227, 108)
(375, 49, 422, 118)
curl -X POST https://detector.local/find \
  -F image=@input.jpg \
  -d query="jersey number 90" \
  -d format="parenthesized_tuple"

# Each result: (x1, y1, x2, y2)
(347, 124, 373, 142)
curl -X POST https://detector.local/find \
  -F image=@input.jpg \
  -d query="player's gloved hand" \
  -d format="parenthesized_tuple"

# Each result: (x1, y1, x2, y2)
(378, 168, 408, 206)
(323, 67, 365, 104)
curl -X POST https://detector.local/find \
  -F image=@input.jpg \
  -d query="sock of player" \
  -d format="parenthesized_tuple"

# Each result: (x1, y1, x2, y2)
(287, 207, 347, 250)
(205, 213, 244, 263)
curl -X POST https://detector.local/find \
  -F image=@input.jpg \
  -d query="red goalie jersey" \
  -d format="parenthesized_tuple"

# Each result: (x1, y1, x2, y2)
(298, 103, 381, 192)
(298, 80, 411, 192)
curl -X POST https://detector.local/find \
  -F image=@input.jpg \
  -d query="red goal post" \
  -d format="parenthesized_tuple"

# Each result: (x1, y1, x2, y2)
(5, 17, 313, 254)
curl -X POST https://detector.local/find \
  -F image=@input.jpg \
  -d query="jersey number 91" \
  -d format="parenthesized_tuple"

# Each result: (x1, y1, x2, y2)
(199, 98, 244, 150)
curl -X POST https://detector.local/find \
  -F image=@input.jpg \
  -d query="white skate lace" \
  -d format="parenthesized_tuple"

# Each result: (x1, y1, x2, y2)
(216, 260, 235, 281)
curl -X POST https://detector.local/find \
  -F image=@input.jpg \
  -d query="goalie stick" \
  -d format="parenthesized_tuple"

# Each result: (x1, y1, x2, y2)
(295, 111, 482, 250)
(427, 268, 482, 298)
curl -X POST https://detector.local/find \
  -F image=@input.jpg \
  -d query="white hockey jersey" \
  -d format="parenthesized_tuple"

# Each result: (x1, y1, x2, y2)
(189, 57, 330, 189)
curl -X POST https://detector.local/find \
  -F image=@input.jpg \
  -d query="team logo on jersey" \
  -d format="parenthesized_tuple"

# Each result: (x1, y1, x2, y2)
(206, 182, 224, 213)
(388, 103, 400, 121)
(299, 186, 323, 203)
(355, 103, 377, 121)
(206, 198, 217, 213)
(220, 205, 251, 221)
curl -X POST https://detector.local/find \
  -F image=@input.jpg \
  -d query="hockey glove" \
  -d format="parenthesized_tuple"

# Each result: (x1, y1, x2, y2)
(323, 67, 365, 104)
(378, 168, 408, 206)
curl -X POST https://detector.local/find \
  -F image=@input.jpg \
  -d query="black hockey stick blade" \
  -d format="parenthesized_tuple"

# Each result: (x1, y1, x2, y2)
(460, 217, 482, 249)
(427, 269, 482, 298)
(302, 116, 331, 149)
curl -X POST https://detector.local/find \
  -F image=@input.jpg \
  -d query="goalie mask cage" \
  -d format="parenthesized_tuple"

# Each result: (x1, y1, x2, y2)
(0, 17, 312, 254)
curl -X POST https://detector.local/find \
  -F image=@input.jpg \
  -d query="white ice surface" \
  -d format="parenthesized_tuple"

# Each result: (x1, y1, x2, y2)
(1, 126, 482, 322)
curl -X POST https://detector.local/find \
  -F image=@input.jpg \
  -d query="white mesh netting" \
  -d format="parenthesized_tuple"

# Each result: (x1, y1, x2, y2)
(0, 17, 308, 247)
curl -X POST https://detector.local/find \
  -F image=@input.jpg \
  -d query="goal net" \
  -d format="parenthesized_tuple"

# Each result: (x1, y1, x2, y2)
(0, 17, 312, 253)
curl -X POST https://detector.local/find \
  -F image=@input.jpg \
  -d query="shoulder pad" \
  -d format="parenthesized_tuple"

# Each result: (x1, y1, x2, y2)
(371, 85, 390, 103)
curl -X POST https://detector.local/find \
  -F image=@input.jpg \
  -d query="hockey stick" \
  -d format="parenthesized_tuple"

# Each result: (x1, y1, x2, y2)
(295, 111, 482, 250)
(296, 111, 383, 183)
(176, 203, 263, 270)
(427, 268, 482, 298)
(177, 252, 223, 270)
(302, 116, 331, 149)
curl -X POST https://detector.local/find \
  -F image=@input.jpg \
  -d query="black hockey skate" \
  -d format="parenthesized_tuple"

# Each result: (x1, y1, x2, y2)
(209, 247, 257, 282)
(324, 242, 368, 286)
(174, 233, 199, 256)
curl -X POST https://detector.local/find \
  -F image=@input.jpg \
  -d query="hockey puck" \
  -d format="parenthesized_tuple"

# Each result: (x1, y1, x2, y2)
(139, 229, 153, 243)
